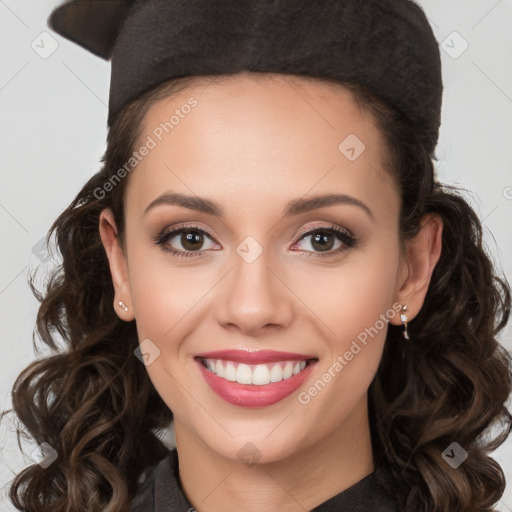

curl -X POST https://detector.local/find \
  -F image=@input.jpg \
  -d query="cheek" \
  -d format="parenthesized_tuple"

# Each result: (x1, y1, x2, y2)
(294, 234, 400, 343)
(128, 252, 206, 340)
(124, 214, 212, 330)
(295, 237, 401, 410)
(126, 243, 209, 412)
(293, 246, 400, 427)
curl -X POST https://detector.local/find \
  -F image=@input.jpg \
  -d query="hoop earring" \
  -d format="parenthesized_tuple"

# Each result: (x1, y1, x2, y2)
(400, 304, 410, 340)
(118, 300, 129, 312)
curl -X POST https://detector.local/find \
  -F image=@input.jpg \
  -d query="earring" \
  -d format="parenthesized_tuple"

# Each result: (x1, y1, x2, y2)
(118, 300, 129, 312)
(400, 304, 410, 339)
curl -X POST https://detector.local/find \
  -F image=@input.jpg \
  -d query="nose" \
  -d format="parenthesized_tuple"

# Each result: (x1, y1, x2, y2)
(214, 244, 294, 337)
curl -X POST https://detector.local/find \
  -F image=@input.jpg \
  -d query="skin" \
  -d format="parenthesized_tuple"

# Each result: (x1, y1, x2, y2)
(99, 71, 443, 512)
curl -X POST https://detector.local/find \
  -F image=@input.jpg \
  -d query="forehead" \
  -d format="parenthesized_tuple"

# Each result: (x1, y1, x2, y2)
(126, 71, 398, 221)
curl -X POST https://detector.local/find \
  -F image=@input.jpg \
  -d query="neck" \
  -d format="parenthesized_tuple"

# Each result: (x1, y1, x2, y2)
(174, 396, 375, 512)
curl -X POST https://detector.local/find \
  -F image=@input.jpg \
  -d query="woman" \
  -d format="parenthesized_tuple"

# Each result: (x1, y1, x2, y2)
(3, 0, 511, 511)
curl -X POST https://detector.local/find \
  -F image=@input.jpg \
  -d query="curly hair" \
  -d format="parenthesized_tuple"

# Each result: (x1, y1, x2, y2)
(2, 71, 511, 512)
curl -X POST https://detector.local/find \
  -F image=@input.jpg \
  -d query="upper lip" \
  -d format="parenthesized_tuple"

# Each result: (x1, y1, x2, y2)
(195, 349, 317, 364)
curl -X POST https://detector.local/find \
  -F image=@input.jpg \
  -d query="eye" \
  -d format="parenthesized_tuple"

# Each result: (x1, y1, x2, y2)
(153, 224, 219, 258)
(153, 222, 358, 259)
(291, 224, 357, 259)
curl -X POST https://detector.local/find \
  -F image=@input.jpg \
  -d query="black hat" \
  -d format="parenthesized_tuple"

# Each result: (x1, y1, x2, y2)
(48, 0, 443, 154)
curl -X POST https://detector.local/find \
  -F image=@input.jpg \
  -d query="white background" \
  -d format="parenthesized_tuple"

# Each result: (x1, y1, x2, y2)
(0, 0, 511, 510)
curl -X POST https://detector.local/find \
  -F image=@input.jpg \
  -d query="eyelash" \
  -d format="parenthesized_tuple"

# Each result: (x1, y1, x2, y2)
(152, 222, 358, 260)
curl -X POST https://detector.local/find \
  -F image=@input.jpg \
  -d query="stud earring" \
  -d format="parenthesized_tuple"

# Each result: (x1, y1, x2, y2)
(118, 300, 129, 312)
(400, 304, 410, 340)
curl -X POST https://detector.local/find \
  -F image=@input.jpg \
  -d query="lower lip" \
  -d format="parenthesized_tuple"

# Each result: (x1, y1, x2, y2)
(196, 359, 317, 408)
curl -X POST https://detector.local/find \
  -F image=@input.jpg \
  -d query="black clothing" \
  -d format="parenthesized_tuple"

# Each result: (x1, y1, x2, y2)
(129, 448, 400, 512)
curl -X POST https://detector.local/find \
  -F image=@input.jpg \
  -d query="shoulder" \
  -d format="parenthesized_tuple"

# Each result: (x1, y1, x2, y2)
(373, 460, 406, 511)
(129, 448, 194, 512)
(129, 455, 170, 512)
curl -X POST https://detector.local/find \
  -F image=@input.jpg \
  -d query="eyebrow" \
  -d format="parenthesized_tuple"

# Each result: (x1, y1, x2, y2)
(144, 192, 374, 221)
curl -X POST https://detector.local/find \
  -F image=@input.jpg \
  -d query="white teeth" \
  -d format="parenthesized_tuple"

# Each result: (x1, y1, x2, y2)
(202, 358, 311, 385)
(236, 363, 253, 384)
(270, 364, 283, 382)
(223, 362, 237, 381)
(283, 362, 293, 379)
(252, 365, 271, 385)
(216, 360, 224, 378)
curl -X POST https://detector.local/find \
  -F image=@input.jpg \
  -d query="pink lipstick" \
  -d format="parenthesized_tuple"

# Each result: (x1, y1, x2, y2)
(195, 349, 318, 407)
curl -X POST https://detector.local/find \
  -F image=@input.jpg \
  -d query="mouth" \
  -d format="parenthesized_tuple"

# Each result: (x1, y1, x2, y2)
(196, 357, 317, 385)
(194, 350, 319, 407)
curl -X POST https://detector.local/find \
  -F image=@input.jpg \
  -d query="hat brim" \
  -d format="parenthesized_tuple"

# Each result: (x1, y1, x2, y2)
(48, 0, 131, 59)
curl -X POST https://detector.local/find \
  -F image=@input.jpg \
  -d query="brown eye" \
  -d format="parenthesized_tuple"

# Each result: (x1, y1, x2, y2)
(179, 230, 206, 251)
(154, 225, 218, 258)
(292, 225, 357, 258)
(310, 231, 336, 252)
(153, 223, 357, 260)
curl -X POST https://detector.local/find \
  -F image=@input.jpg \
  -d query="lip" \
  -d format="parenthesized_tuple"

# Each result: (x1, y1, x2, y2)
(195, 356, 318, 408)
(194, 349, 315, 364)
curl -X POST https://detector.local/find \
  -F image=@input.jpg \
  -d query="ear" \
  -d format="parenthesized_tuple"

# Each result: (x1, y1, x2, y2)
(98, 208, 135, 321)
(389, 213, 443, 325)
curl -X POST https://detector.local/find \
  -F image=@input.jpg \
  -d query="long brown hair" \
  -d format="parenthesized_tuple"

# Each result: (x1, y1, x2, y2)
(2, 73, 511, 512)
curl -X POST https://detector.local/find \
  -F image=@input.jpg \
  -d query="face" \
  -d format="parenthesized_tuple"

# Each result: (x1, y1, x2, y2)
(101, 71, 412, 464)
